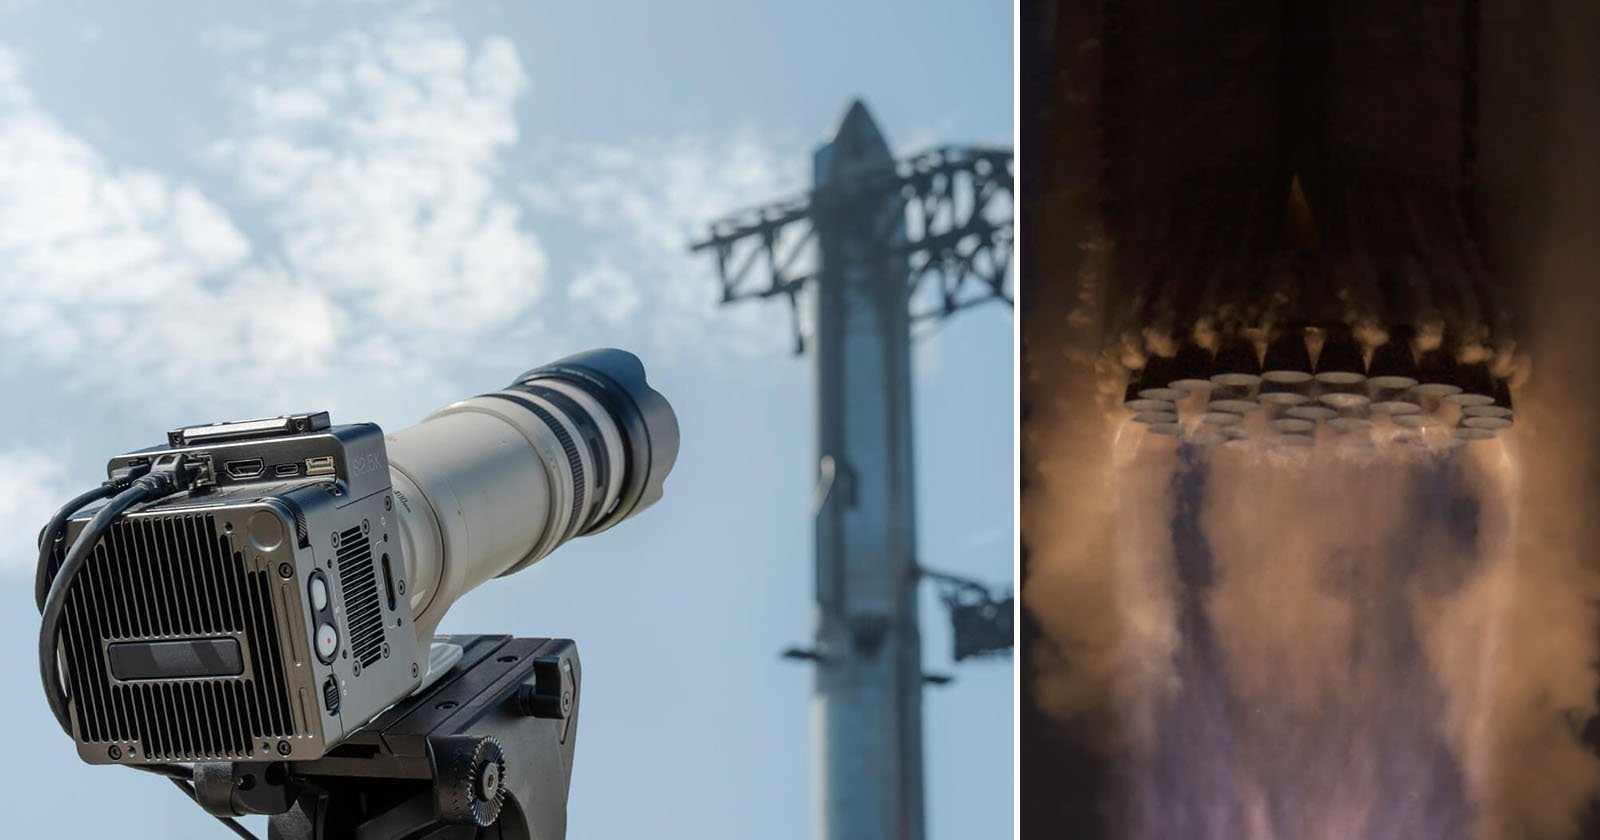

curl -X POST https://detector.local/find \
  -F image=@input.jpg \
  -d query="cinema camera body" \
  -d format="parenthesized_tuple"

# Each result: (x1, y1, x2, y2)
(40, 350, 677, 772)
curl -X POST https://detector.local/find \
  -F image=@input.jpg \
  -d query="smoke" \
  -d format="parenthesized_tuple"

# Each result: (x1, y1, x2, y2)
(1026, 201, 1600, 838)
(1026, 80, 1600, 839)
(1026, 225, 1140, 747)
(1025, 0, 1600, 835)
(1029, 367, 1600, 839)
(1027, 346, 1600, 840)
(1191, 440, 1501, 838)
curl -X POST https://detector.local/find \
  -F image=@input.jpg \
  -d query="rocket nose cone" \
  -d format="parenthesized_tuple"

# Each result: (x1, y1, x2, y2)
(816, 99, 893, 182)
(834, 100, 884, 141)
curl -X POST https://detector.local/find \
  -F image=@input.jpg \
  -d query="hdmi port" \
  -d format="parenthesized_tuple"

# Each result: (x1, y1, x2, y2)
(224, 458, 265, 480)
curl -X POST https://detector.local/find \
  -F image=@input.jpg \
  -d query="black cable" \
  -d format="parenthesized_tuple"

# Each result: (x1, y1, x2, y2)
(165, 777, 259, 840)
(38, 480, 159, 732)
(33, 484, 119, 612)
(33, 463, 151, 613)
(33, 456, 254, 839)
(39, 463, 191, 734)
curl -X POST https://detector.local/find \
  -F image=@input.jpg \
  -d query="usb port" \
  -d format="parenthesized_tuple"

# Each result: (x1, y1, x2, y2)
(305, 456, 336, 477)
(274, 463, 300, 478)
(223, 458, 264, 480)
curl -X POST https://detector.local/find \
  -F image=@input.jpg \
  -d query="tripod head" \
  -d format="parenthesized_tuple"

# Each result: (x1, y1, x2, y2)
(194, 635, 579, 840)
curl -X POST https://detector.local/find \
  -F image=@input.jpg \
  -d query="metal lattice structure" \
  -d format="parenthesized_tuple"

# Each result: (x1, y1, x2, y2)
(692, 100, 1013, 840)
(696, 143, 1014, 353)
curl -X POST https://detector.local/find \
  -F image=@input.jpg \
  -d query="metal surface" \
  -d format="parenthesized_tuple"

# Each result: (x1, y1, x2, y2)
(59, 423, 423, 766)
(808, 101, 925, 840)
(692, 100, 1014, 840)
(186, 635, 580, 840)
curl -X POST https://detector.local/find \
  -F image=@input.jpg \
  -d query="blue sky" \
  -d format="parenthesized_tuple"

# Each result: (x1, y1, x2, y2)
(0, 1, 1013, 837)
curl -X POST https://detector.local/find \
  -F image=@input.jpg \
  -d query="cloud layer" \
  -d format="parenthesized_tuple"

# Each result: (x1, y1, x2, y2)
(0, 8, 800, 573)
(0, 46, 337, 405)
(525, 130, 805, 359)
(213, 17, 547, 343)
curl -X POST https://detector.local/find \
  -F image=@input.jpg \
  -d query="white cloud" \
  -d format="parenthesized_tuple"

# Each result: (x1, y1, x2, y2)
(214, 16, 546, 344)
(0, 0, 575, 742)
(0, 448, 66, 571)
(0, 3, 808, 437)
(0, 46, 337, 406)
(525, 130, 808, 359)
(0, 0, 810, 425)
(0, 14, 557, 579)
(0, 11, 551, 420)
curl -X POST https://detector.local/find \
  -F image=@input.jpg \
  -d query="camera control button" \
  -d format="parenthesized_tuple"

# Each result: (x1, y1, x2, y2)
(315, 623, 339, 661)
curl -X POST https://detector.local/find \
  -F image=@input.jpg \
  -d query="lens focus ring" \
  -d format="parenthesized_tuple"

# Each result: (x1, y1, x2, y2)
(512, 383, 613, 528)
(481, 392, 587, 545)
(513, 348, 679, 535)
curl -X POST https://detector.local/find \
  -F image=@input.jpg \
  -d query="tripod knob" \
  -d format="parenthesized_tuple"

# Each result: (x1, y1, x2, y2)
(431, 735, 507, 827)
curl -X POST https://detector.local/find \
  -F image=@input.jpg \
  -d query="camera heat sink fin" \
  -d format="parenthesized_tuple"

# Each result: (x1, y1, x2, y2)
(336, 526, 385, 670)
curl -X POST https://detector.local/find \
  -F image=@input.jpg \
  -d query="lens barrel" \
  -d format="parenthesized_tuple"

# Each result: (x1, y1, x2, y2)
(385, 349, 678, 639)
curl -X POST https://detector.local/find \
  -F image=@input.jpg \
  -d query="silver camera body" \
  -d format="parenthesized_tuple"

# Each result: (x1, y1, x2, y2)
(57, 415, 423, 766)
(47, 349, 681, 771)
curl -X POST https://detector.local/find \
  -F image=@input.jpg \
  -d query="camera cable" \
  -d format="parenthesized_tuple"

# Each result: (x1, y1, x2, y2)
(36, 454, 259, 840)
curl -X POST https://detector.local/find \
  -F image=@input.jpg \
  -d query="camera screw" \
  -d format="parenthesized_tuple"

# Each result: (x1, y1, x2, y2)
(276, 740, 291, 756)
(384, 496, 392, 511)
(330, 531, 340, 547)
(361, 519, 369, 534)
(108, 745, 121, 760)
(277, 562, 294, 579)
